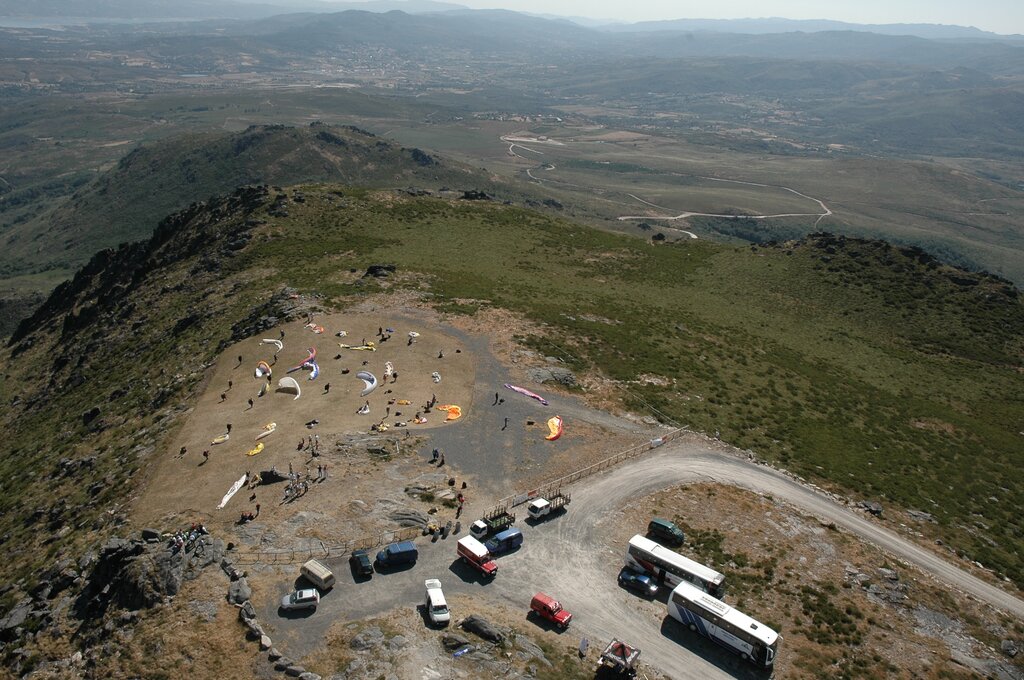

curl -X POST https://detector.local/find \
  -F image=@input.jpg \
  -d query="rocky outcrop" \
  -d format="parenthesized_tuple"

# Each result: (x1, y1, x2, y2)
(363, 264, 397, 279)
(461, 615, 506, 643)
(74, 534, 222, 618)
(527, 365, 577, 387)
(227, 286, 304, 346)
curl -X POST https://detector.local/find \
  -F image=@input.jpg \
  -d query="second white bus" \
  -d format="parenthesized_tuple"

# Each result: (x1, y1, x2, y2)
(626, 534, 726, 598)
(668, 580, 780, 667)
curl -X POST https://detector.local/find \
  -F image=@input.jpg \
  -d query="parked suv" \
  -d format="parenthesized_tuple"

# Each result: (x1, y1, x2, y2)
(349, 549, 373, 578)
(647, 518, 685, 546)
(530, 592, 572, 628)
(280, 588, 320, 611)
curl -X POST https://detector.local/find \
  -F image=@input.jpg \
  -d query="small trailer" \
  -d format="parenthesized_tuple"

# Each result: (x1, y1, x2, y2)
(598, 639, 640, 677)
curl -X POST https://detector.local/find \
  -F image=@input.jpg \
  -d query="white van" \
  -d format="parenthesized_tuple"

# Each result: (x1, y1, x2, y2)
(300, 559, 336, 591)
(424, 578, 450, 626)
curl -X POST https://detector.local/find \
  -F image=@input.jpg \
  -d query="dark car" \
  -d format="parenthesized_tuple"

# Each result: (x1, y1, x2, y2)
(618, 567, 658, 597)
(350, 549, 373, 577)
(647, 518, 685, 546)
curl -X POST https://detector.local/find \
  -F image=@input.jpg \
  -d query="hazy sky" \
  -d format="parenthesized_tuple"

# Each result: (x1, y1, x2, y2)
(454, 0, 1024, 34)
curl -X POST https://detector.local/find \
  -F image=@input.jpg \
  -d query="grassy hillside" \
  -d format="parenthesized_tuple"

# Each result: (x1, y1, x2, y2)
(0, 123, 494, 282)
(0, 122, 529, 335)
(1, 183, 1020, 608)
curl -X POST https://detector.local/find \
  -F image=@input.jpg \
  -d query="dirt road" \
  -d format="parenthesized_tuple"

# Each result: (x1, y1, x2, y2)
(261, 436, 1024, 679)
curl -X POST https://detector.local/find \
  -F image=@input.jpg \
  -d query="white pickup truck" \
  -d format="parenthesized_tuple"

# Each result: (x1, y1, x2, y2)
(424, 578, 450, 626)
(527, 491, 571, 520)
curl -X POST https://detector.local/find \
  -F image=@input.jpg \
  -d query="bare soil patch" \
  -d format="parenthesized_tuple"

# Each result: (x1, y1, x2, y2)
(134, 311, 476, 536)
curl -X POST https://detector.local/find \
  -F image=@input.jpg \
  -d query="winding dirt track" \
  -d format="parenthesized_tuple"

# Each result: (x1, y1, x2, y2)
(495, 441, 1024, 678)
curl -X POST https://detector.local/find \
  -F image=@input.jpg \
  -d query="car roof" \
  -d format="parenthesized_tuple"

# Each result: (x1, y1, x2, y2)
(493, 527, 521, 539)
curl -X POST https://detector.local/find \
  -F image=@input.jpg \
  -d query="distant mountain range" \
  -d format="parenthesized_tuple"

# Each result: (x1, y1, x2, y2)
(599, 17, 1021, 40)
(2, 1, 1020, 42)
(0, 0, 465, 21)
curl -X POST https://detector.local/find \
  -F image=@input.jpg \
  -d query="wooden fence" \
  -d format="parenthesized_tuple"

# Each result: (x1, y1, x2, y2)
(230, 427, 685, 565)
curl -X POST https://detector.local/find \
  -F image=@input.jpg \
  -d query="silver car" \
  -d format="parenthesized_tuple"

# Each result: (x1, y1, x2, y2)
(280, 588, 320, 610)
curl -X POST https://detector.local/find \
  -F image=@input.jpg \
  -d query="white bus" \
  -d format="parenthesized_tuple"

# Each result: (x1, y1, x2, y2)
(626, 534, 726, 598)
(668, 581, 779, 667)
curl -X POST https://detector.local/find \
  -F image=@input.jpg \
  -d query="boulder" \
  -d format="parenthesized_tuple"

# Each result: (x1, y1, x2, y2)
(239, 601, 257, 622)
(859, 501, 883, 516)
(268, 648, 283, 661)
(298, 674, 322, 680)
(388, 508, 430, 528)
(462, 615, 505, 643)
(244, 619, 265, 639)
(1001, 639, 1019, 658)
(141, 528, 161, 542)
(0, 599, 32, 640)
(285, 665, 306, 677)
(350, 626, 385, 651)
(877, 568, 899, 582)
(514, 635, 550, 666)
(227, 577, 251, 605)
(907, 510, 935, 523)
(363, 264, 396, 279)
(441, 633, 470, 652)
(259, 635, 272, 651)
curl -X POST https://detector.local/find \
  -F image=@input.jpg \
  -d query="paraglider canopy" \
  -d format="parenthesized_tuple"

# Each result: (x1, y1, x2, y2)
(356, 371, 378, 397)
(276, 376, 301, 400)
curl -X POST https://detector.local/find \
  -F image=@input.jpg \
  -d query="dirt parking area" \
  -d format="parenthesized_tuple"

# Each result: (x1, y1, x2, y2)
(617, 483, 1024, 680)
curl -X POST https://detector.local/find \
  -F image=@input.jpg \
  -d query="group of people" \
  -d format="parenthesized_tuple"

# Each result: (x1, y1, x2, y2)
(297, 434, 321, 456)
(168, 523, 208, 552)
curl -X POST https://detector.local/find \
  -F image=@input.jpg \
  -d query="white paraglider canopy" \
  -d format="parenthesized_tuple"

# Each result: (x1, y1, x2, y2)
(276, 376, 301, 400)
(356, 371, 378, 397)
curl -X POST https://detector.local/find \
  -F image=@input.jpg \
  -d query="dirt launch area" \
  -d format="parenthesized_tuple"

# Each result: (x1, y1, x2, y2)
(135, 311, 477, 531)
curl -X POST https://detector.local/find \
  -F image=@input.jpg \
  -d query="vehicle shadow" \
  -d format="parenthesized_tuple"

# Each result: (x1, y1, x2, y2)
(523, 510, 567, 528)
(277, 606, 316, 620)
(291, 576, 333, 593)
(525, 610, 568, 635)
(372, 560, 417, 575)
(659, 617, 773, 679)
(447, 558, 494, 585)
(349, 570, 373, 584)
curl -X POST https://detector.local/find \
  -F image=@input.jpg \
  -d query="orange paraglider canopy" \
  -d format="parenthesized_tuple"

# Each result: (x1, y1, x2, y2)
(545, 415, 564, 441)
(437, 404, 463, 421)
